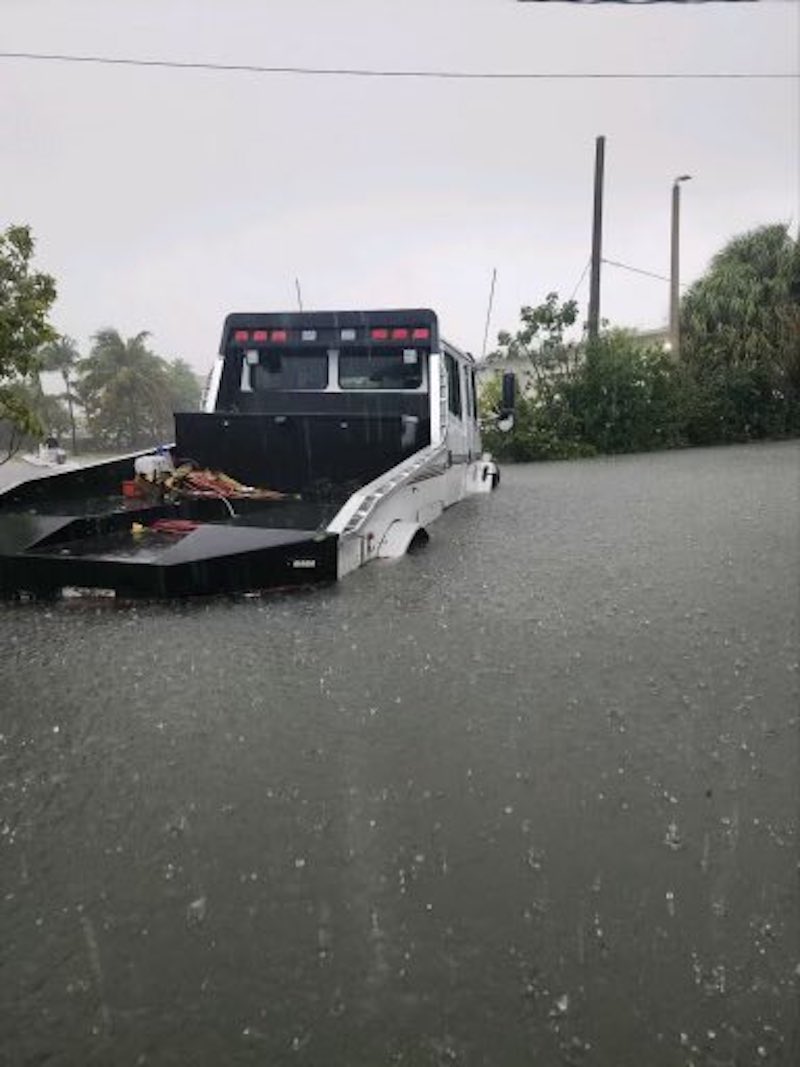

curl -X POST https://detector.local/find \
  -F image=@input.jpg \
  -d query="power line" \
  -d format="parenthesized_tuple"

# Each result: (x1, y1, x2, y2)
(604, 257, 693, 289)
(569, 258, 591, 302)
(518, 1, 762, 4)
(0, 51, 795, 80)
(603, 257, 677, 285)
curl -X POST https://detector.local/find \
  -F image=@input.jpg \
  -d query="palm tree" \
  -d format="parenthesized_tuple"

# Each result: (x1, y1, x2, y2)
(682, 223, 799, 376)
(165, 358, 203, 412)
(39, 336, 81, 452)
(681, 223, 800, 439)
(78, 330, 174, 449)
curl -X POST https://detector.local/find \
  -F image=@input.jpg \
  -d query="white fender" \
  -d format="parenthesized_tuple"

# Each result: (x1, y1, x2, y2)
(377, 520, 428, 560)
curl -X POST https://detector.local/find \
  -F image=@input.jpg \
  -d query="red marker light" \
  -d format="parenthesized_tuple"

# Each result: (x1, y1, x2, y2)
(412, 327, 430, 341)
(371, 328, 389, 340)
(391, 328, 409, 340)
(271, 330, 288, 343)
(252, 329, 268, 342)
(234, 329, 249, 343)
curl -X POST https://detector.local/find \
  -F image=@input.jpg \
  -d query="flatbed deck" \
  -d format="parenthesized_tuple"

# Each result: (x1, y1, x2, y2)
(0, 469, 343, 598)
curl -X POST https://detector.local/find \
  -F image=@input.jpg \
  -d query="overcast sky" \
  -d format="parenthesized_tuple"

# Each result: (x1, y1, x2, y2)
(3, 0, 797, 371)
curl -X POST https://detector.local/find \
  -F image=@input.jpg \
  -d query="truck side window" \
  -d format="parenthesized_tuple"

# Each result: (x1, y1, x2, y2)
(446, 354, 462, 418)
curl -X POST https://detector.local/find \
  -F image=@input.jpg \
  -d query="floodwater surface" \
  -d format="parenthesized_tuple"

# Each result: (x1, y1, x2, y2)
(1, 443, 798, 1066)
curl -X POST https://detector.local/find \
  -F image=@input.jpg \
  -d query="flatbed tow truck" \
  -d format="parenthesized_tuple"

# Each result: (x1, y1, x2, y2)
(0, 309, 512, 599)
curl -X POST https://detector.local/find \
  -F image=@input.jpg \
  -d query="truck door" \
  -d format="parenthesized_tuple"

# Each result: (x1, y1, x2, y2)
(463, 365, 481, 458)
(444, 352, 468, 463)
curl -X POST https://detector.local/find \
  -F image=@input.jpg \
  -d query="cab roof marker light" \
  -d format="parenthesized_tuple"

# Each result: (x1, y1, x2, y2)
(271, 330, 288, 343)
(412, 327, 430, 340)
(392, 328, 409, 340)
(302, 329, 318, 341)
(340, 328, 356, 341)
(252, 329, 268, 342)
(371, 328, 389, 340)
(234, 329, 249, 343)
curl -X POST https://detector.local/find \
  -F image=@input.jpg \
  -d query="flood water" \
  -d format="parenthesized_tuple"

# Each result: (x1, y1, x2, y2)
(1, 443, 798, 1066)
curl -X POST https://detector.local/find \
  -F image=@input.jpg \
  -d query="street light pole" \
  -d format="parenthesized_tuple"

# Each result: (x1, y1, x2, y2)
(669, 174, 692, 358)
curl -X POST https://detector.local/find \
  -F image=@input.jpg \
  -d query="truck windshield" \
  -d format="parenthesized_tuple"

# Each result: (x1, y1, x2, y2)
(339, 348, 424, 390)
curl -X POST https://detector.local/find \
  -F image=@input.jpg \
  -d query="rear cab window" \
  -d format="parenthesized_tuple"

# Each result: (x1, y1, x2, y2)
(338, 347, 424, 390)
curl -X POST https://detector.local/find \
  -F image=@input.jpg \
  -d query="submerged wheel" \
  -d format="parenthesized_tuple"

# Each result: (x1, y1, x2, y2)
(407, 528, 430, 553)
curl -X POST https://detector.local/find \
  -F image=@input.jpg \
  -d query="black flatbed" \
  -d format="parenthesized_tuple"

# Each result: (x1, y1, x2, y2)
(0, 464, 343, 599)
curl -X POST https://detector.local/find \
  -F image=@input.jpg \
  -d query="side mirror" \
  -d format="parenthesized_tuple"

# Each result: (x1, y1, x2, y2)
(497, 371, 516, 432)
(501, 371, 516, 414)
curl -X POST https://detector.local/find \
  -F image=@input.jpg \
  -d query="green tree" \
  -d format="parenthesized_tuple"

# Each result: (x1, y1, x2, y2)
(480, 374, 592, 462)
(491, 292, 580, 390)
(681, 223, 800, 441)
(39, 336, 82, 453)
(4, 379, 71, 439)
(482, 329, 687, 461)
(164, 358, 202, 413)
(77, 329, 175, 449)
(579, 330, 687, 453)
(0, 225, 57, 460)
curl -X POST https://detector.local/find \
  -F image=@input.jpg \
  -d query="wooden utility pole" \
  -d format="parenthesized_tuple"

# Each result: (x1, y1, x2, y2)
(587, 135, 605, 345)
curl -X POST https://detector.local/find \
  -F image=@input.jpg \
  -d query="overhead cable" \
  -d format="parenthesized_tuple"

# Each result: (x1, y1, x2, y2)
(603, 257, 693, 288)
(0, 51, 794, 80)
(569, 259, 592, 301)
(603, 258, 671, 284)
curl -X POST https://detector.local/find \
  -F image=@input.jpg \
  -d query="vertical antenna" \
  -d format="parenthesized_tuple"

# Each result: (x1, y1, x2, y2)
(295, 278, 304, 312)
(481, 267, 497, 360)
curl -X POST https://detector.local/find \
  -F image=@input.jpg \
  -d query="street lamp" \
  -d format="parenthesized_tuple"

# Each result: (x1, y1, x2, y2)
(669, 174, 692, 358)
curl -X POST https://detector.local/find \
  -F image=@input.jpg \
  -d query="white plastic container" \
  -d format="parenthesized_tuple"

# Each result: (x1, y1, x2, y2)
(134, 452, 174, 480)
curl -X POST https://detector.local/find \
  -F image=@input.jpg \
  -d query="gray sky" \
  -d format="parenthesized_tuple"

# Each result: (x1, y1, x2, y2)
(3, 0, 798, 371)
